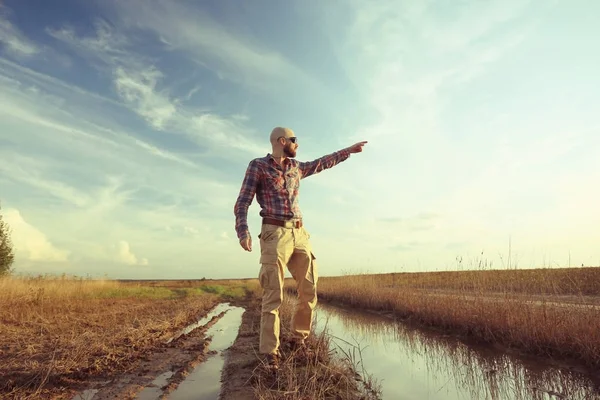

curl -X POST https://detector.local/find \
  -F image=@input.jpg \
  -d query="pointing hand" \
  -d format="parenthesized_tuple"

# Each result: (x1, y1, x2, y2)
(347, 141, 368, 154)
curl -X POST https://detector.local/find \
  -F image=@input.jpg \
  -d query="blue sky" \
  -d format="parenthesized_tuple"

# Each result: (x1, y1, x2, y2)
(1, 0, 599, 279)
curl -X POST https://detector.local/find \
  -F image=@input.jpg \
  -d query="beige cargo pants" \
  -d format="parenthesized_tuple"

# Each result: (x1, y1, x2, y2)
(258, 222, 318, 355)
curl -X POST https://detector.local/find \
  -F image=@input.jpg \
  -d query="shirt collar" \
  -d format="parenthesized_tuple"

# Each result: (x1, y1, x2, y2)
(266, 153, 291, 168)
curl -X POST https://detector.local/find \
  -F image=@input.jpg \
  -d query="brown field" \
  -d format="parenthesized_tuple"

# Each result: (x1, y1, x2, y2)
(0, 275, 377, 400)
(308, 266, 600, 369)
(6, 266, 598, 399)
(0, 276, 223, 399)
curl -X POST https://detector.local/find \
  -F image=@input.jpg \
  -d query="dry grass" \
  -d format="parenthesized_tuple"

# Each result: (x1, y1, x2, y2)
(0, 275, 223, 399)
(252, 293, 381, 400)
(353, 266, 600, 296)
(1, 275, 118, 303)
(310, 266, 600, 369)
(2, 275, 376, 400)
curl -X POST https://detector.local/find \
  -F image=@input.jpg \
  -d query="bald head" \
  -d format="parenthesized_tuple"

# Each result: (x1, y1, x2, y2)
(269, 126, 298, 158)
(270, 127, 295, 145)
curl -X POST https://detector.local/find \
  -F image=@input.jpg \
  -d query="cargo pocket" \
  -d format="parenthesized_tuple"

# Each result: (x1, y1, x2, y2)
(306, 251, 318, 284)
(259, 264, 281, 290)
(259, 239, 279, 264)
(260, 252, 278, 265)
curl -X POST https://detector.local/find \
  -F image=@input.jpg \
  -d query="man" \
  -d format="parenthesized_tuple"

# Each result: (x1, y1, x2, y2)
(233, 126, 367, 370)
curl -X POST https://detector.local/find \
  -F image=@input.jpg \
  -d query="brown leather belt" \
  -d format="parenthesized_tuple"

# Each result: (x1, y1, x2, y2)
(262, 217, 303, 228)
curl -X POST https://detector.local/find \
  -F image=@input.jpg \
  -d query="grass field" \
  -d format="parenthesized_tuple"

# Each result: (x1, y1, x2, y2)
(0, 275, 377, 400)
(308, 266, 600, 369)
(6, 266, 598, 399)
(0, 275, 229, 398)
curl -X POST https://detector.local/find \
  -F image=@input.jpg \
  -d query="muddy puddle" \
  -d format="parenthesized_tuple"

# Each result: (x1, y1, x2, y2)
(72, 302, 244, 400)
(313, 303, 600, 400)
(163, 304, 244, 400)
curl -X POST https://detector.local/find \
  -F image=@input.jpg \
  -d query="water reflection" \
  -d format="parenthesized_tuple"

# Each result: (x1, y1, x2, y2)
(135, 371, 174, 399)
(314, 303, 600, 400)
(168, 304, 245, 400)
(166, 302, 236, 344)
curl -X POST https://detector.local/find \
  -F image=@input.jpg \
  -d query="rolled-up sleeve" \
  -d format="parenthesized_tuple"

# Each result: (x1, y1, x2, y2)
(298, 149, 351, 179)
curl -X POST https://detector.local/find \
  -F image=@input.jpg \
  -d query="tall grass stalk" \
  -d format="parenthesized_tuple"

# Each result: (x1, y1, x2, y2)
(252, 293, 382, 400)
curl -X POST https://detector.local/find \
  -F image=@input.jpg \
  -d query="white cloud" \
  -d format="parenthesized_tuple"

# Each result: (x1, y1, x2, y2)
(108, 0, 320, 95)
(183, 226, 200, 235)
(3, 208, 70, 262)
(46, 20, 130, 68)
(0, 57, 226, 175)
(115, 240, 148, 266)
(344, 1, 537, 139)
(0, 53, 249, 274)
(48, 21, 179, 131)
(320, 0, 558, 206)
(186, 113, 264, 154)
(114, 66, 176, 130)
(0, 154, 90, 208)
(378, 213, 442, 232)
(0, 5, 39, 57)
(48, 19, 265, 157)
(132, 138, 197, 168)
(0, 57, 122, 108)
(2, 0, 597, 278)
(287, 0, 600, 272)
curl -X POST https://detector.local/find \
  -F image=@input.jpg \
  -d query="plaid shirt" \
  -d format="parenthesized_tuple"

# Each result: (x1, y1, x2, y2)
(234, 149, 351, 240)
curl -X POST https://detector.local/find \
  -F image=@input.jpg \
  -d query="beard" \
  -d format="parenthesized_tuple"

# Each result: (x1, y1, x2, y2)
(283, 143, 296, 158)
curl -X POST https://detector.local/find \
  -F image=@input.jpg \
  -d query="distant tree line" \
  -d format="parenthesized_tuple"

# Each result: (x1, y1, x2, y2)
(0, 202, 15, 275)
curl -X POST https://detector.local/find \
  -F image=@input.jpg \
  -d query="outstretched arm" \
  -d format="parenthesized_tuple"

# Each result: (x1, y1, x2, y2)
(234, 160, 260, 250)
(299, 141, 368, 179)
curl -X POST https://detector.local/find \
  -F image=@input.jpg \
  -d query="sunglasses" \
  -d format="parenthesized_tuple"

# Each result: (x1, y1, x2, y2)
(280, 136, 297, 143)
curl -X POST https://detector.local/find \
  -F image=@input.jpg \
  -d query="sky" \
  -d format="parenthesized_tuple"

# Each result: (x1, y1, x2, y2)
(1, 0, 599, 280)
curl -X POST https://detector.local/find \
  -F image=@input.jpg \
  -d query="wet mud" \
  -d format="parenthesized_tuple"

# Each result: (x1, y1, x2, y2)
(70, 302, 245, 400)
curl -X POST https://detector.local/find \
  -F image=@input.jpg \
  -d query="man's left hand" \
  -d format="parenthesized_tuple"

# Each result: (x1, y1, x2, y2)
(347, 141, 368, 154)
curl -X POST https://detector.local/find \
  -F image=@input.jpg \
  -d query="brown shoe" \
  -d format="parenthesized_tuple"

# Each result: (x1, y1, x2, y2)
(266, 353, 279, 371)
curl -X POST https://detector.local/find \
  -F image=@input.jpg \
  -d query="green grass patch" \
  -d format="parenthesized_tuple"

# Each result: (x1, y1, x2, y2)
(86, 283, 250, 301)
(199, 284, 247, 299)
(200, 285, 227, 295)
(95, 286, 176, 299)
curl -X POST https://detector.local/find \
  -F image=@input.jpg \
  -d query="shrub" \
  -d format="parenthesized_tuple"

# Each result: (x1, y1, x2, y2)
(0, 203, 14, 276)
